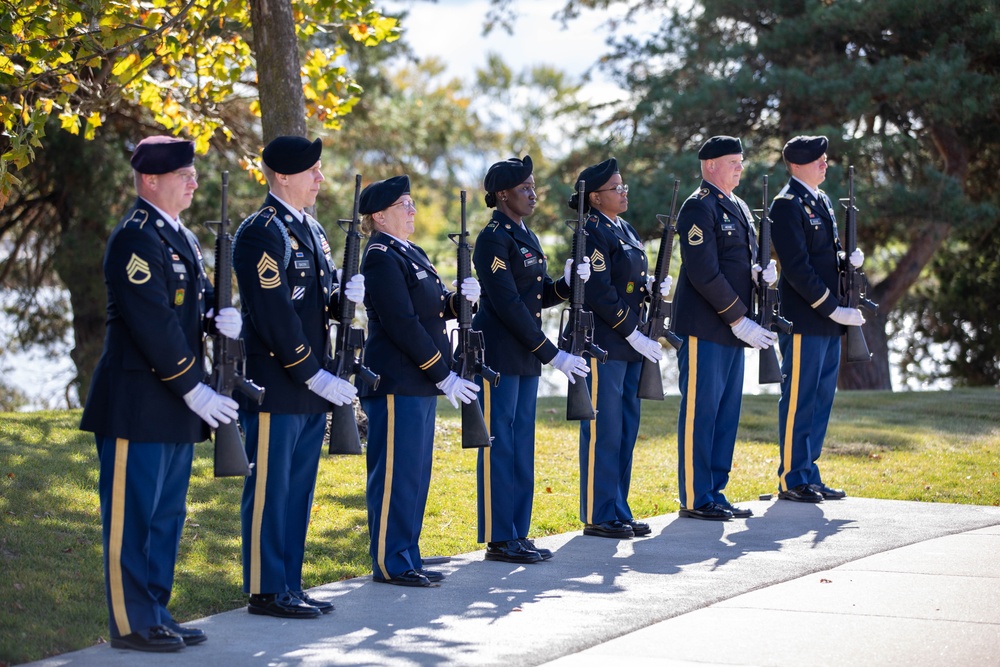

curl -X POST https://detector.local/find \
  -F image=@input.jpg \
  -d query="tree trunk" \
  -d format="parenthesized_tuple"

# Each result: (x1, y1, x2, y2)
(838, 122, 968, 392)
(53, 217, 108, 405)
(249, 0, 307, 142)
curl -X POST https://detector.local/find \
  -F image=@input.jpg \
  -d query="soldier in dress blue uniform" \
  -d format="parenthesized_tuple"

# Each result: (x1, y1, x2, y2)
(769, 135, 865, 503)
(81, 136, 242, 652)
(673, 136, 778, 521)
(473, 155, 590, 564)
(574, 158, 670, 540)
(358, 175, 480, 587)
(232, 136, 365, 618)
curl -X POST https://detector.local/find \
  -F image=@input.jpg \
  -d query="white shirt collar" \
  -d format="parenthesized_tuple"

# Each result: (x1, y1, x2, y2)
(269, 192, 305, 223)
(142, 199, 180, 231)
(792, 176, 820, 199)
(382, 231, 410, 249)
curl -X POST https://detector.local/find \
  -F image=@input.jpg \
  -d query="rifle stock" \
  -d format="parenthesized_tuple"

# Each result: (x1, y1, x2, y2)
(755, 175, 792, 384)
(209, 171, 264, 477)
(637, 179, 682, 400)
(449, 190, 496, 448)
(559, 180, 607, 421)
(329, 174, 380, 455)
(839, 166, 879, 363)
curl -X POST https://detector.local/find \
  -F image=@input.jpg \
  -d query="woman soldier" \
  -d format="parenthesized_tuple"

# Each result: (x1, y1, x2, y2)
(472, 155, 591, 564)
(358, 176, 480, 587)
(572, 158, 671, 539)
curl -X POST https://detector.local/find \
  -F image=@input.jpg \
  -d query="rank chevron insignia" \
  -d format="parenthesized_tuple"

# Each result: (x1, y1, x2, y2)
(126, 253, 151, 284)
(491, 256, 507, 273)
(688, 224, 705, 246)
(257, 252, 281, 289)
(590, 249, 606, 271)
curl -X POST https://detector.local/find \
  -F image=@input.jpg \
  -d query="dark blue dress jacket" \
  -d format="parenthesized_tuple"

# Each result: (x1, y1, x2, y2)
(81, 197, 211, 443)
(472, 210, 569, 376)
(360, 231, 459, 397)
(673, 180, 758, 347)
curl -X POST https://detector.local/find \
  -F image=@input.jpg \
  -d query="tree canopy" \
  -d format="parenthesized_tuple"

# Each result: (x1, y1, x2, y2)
(0, 0, 401, 204)
(500, 0, 1000, 389)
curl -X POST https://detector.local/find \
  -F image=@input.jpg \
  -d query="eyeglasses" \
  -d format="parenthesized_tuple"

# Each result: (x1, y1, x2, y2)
(390, 199, 416, 211)
(170, 169, 198, 183)
(594, 184, 628, 195)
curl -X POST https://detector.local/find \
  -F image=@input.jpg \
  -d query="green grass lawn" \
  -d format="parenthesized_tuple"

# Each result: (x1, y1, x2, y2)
(1, 388, 998, 664)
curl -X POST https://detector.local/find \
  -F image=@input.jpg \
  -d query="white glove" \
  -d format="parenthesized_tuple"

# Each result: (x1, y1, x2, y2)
(730, 317, 778, 350)
(435, 371, 479, 408)
(648, 274, 673, 299)
(306, 369, 358, 406)
(830, 306, 865, 326)
(625, 328, 663, 362)
(210, 307, 243, 340)
(452, 276, 480, 303)
(550, 350, 589, 384)
(850, 248, 864, 268)
(564, 257, 591, 284)
(183, 383, 239, 428)
(343, 273, 365, 305)
(752, 259, 778, 286)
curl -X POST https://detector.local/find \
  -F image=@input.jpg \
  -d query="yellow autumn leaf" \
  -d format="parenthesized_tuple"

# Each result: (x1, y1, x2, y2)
(111, 53, 138, 78)
(59, 111, 81, 134)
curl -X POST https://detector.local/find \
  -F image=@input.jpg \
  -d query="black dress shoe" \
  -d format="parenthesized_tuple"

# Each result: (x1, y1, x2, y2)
(778, 484, 824, 503)
(626, 519, 652, 536)
(248, 592, 322, 618)
(518, 538, 553, 560)
(485, 540, 543, 564)
(373, 569, 435, 587)
(110, 625, 185, 652)
(583, 520, 634, 538)
(811, 483, 847, 499)
(678, 502, 733, 521)
(292, 590, 334, 614)
(717, 500, 753, 518)
(162, 620, 207, 646)
(418, 568, 445, 582)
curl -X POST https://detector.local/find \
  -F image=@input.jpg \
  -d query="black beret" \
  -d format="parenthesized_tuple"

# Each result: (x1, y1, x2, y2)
(130, 136, 195, 175)
(782, 135, 829, 165)
(567, 157, 618, 211)
(484, 155, 533, 193)
(262, 136, 323, 175)
(698, 136, 743, 160)
(359, 175, 410, 215)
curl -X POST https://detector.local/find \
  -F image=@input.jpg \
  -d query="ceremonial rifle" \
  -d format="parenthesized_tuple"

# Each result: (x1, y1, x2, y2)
(839, 165, 879, 363)
(754, 174, 792, 384)
(559, 180, 608, 421)
(208, 171, 264, 476)
(328, 174, 380, 455)
(448, 190, 497, 448)
(637, 179, 683, 400)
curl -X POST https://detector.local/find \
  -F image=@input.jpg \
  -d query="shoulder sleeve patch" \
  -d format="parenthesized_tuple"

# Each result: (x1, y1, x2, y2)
(687, 224, 705, 246)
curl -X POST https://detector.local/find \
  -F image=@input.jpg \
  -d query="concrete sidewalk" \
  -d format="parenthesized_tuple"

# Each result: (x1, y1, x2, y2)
(26, 498, 1000, 667)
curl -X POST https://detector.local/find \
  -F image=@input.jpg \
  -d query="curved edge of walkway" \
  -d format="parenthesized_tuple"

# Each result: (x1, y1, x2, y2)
(23, 498, 1000, 667)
